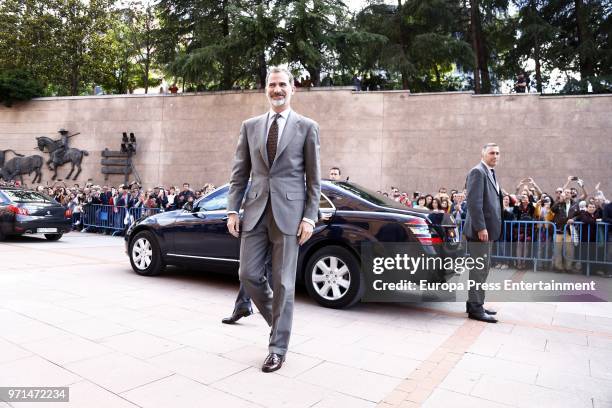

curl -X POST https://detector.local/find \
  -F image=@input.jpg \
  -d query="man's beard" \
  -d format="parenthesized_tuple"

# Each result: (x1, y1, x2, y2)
(268, 94, 286, 107)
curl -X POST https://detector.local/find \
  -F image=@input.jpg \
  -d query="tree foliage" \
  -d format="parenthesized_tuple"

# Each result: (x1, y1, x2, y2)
(0, 69, 45, 106)
(0, 0, 609, 95)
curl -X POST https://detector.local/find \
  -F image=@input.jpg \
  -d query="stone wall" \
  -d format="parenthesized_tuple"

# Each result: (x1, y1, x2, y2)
(0, 90, 610, 195)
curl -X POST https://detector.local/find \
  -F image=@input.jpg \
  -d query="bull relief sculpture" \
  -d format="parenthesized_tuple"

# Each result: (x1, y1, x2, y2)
(35, 129, 89, 180)
(0, 149, 44, 184)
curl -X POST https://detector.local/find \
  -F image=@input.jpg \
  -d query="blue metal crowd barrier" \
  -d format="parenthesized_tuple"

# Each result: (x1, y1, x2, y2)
(457, 219, 557, 271)
(81, 204, 161, 235)
(562, 221, 612, 276)
(495, 220, 556, 270)
(456, 218, 611, 274)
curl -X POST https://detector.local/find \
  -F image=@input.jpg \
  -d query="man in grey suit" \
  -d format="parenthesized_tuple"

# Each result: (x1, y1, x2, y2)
(464, 143, 502, 323)
(226, 66, 321, 372)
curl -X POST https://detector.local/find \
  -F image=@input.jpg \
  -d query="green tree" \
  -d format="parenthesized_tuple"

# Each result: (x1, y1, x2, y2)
(51, 0, 115, 95)
(0, 69, 44, 107)
(96, 11, 138, 94)
(230, 0, 284, 88)
(465, 0, 514, 94)
(0, 0, 61, 94)
(157, 0, 244, 90)
(355, 0, 474, 91)
(122, 1, 160, 93)
(281, 0, 352, 86)
(542, 0, 611, 93)
(500, 1, 556, 93)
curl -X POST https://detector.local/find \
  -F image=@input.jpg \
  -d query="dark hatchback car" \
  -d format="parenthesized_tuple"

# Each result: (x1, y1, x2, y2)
(125, 181, 459, 309)
(0, 187, 71, 241)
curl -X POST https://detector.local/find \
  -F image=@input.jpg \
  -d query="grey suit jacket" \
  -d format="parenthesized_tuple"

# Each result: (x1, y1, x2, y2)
(464, 162, 502, 241)
(227, 110, 321, 235)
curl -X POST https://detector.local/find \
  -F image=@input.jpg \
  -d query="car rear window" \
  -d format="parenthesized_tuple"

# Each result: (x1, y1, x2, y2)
(334, 182, 406, 209)
(2, 190, 54, 203)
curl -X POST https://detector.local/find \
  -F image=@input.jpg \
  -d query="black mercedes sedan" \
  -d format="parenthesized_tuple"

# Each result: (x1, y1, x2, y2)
(0, 187, 71, 241)
(125, 181, 459, 309)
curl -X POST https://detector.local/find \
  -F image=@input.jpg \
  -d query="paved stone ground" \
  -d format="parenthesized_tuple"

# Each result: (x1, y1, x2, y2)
(1, 233, 611, 408)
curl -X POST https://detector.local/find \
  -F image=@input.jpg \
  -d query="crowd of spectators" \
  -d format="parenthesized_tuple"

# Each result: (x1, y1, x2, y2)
(378, 176, 611, 226)
(2, 172, 611, 275)
(0, 179, 216, 233)
(376, 175, 612, 275)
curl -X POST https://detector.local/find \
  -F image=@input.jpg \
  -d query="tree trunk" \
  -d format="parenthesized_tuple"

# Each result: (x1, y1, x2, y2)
(70, 64, 79, 96)
(221, 0, 232, 90)
(478, 37, 491, 93)
(256, 0, 267, 89)
(470, 0, 481, 93)
(144, 50, 150, 94)
(401, 69, 410, 90)
(258, 52, 267, 89)
(575, 0, 594, 87)
(307, 67, 321, 87)
(529, 0, 542, 93)
(534, 36, 542, 93)
(398, 0, 410, 90)
(473, 0, 490, 93)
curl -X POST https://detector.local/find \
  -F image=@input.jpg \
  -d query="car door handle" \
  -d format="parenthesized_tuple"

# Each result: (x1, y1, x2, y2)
(320, 213, 332, 221)
(221, 216, 228, 221)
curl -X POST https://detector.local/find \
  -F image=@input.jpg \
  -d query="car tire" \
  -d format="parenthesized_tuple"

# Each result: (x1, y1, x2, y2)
(129, 230, 165, 276)
(44, 233, 63, 241)
(304, 245, 363, 309)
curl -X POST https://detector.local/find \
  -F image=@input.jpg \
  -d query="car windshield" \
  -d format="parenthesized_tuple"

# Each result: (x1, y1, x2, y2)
(333, 181, 410, 211)
(2, 190, 54, 203)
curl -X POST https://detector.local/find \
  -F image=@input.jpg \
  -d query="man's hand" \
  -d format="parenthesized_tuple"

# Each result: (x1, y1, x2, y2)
(297, 221, 314, 245)
(227, 213, 240, 238)
(477, 229, 489, 242)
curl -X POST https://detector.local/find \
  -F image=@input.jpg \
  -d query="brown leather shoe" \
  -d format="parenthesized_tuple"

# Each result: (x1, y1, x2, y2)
(261, 353, 285, 373)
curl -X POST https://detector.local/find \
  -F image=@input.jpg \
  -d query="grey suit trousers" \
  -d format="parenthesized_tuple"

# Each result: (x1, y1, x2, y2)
(466, 239, 492, 313)
(233, 252, 272, 313)
(239, 202, 299, 356)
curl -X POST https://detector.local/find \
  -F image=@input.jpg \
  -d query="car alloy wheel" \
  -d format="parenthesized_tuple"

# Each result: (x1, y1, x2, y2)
(132, 237, 153, 270)
(129, 230, 165, 276)
(311, 256, 351, 301)
(304, 245, 363, 309)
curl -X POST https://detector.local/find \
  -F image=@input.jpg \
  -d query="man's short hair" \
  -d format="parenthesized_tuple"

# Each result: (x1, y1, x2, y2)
(266, 67, 294, 87)
(481, 143, 499, 153)
(330, 167, 341, 175)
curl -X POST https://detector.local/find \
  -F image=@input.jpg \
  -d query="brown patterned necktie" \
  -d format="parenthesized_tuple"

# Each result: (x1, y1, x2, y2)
(266, 113, 280, 166)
